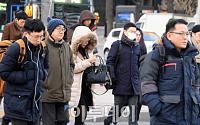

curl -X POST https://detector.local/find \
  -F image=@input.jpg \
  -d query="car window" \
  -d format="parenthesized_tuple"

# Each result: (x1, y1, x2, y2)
(136, 22, 143, 29)
(112, 31, 121, 38)
(187, 22, 195, 32)
(143, 31, 159, 41)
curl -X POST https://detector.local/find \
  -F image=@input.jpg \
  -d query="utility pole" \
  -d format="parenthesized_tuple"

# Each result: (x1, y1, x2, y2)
(106, 0, 114, 36)
(41, 0, 54, 26)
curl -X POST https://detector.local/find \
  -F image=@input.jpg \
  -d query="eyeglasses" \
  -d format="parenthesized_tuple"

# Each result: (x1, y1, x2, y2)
(55, 27, 66, 32)
(170, 32, 190, 37)
(29, 34, 44, 41)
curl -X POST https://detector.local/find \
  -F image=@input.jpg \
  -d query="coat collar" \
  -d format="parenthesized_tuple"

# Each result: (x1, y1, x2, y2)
(163, 37, 198, 58)
(47, 36, 64, 48)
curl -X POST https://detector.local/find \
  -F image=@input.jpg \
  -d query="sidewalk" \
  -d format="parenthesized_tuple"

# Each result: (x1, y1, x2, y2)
(0, 86, 150, 123)
(68, 120, 150, 125)
(69, 85, 150, 123)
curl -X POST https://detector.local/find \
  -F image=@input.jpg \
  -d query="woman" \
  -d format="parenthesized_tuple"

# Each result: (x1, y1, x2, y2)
(136, 27, 147, 121)
(136, 27, 147, 56)
(191, 25, 200, 72)
(70, 26, 98, 125)
(67, 10, 97, 44)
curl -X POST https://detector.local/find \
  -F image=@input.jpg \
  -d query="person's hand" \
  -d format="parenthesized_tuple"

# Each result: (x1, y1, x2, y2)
(100, 83, 105, 86)
(88, 55, 97, 63)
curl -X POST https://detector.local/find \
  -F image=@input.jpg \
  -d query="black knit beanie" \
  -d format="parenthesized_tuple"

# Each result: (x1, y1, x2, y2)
(192, 25, 200, 33)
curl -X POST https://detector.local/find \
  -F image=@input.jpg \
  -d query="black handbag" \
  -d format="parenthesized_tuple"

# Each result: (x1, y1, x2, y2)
(84, 55, 110, 83)
(84, 55, 112, 95)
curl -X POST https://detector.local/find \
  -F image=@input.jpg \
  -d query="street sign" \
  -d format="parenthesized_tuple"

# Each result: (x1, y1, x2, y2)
(25, 5, 33, 17)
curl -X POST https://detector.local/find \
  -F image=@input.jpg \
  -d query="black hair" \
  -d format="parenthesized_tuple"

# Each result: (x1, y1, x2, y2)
(165, 18, 188, 34)
(24, 19, 45, 33)
(124, 22, 136, 30)
(15, 10, 28, 20)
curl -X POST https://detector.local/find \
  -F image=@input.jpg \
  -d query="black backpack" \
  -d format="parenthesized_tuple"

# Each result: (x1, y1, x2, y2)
(139, 44, 166, 105)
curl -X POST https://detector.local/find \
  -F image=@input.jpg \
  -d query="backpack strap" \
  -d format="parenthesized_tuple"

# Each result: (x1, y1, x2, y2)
(40, 41, 46, 58)
(114, 40, 122, 67)
(156, 44, 166, 73)
(16, 39, 26, 63)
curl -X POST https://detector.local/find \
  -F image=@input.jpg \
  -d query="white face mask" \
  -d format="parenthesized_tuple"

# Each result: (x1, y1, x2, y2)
(128, 32, 136, 40)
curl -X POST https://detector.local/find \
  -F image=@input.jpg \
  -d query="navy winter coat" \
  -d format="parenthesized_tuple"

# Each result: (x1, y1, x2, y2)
(0, 37, 49, 122)
(106, 39, 140, 95)
(141, 37, 200, 125)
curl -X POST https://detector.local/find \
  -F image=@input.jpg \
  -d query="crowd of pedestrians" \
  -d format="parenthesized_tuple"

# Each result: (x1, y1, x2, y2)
(0, 9, 200, 125)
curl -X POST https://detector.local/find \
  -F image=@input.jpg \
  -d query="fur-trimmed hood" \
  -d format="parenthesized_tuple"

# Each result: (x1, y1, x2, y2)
(156, 37, 164, 46)
(71, 26, 98, 54)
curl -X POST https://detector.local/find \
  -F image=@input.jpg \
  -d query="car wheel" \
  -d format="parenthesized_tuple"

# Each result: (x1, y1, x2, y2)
(104, 49, 109, 61)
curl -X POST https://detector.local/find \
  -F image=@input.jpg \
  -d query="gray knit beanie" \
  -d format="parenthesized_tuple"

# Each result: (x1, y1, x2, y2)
(47, 17, 66, 35)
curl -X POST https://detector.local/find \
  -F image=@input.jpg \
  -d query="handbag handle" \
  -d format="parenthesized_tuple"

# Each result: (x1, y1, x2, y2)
(96, 55, 105, 72)
(86, 84, 108, 95)
(96, 55, 104, 65)
(90, 55, 105, 72)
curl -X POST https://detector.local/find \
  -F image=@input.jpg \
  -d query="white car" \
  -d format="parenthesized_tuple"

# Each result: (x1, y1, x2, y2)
(103, 28, 160, 60)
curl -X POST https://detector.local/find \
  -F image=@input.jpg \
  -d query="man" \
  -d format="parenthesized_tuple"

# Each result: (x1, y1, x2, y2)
(52, 15, 68, 42)
(67, 10, 97, 44)
(104, 23, 140, 125)
(42, 17, 74, 125)
(190, 25, 200, 73)
(140, 19, 200, 125)
(0, 9, 28, 125)
(1, 10, 28, 40)
(0, 19, 49, 125)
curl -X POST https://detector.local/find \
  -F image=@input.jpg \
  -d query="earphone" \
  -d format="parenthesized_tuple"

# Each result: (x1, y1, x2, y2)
(27, 41, 41, 110)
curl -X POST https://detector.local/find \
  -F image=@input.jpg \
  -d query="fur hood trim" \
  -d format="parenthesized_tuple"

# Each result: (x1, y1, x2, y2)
(156, 37, 164, 45)
(71, 26, 98, 54)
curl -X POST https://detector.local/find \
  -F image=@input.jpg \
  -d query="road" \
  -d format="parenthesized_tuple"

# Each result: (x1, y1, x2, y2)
(95, 26, 106, 58)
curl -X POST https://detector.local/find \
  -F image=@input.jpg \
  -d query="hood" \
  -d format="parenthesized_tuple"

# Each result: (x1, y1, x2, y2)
(79, 10, 96, 25)
(71, 26, 98, 54)
(156, 37, 164, 45)
(79, 10, 97, 31)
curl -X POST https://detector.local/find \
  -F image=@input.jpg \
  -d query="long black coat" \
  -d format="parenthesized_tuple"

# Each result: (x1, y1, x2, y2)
(0, 37, 49, 122)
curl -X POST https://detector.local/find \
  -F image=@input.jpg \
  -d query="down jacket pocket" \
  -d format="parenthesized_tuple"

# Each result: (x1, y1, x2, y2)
(9, 92, 31, 116)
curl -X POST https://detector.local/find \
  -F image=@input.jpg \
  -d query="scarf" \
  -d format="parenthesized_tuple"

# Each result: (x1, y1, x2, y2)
(55, 40, 63, 47)
(121, 33, 135, 47)
(14, 20, 23, 36)
(191, 38, 200, 63)
(49, 36, 63, 47)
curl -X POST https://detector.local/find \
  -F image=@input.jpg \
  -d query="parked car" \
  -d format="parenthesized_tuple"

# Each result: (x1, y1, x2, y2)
(103, 28, 160, 61)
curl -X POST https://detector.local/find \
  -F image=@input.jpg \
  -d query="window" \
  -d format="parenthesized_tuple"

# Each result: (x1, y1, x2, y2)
(0, 13, 6, 31)
(112, 30, 121, 38)
(187, 22, 195, 32)
(136, 22, 143, 29)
